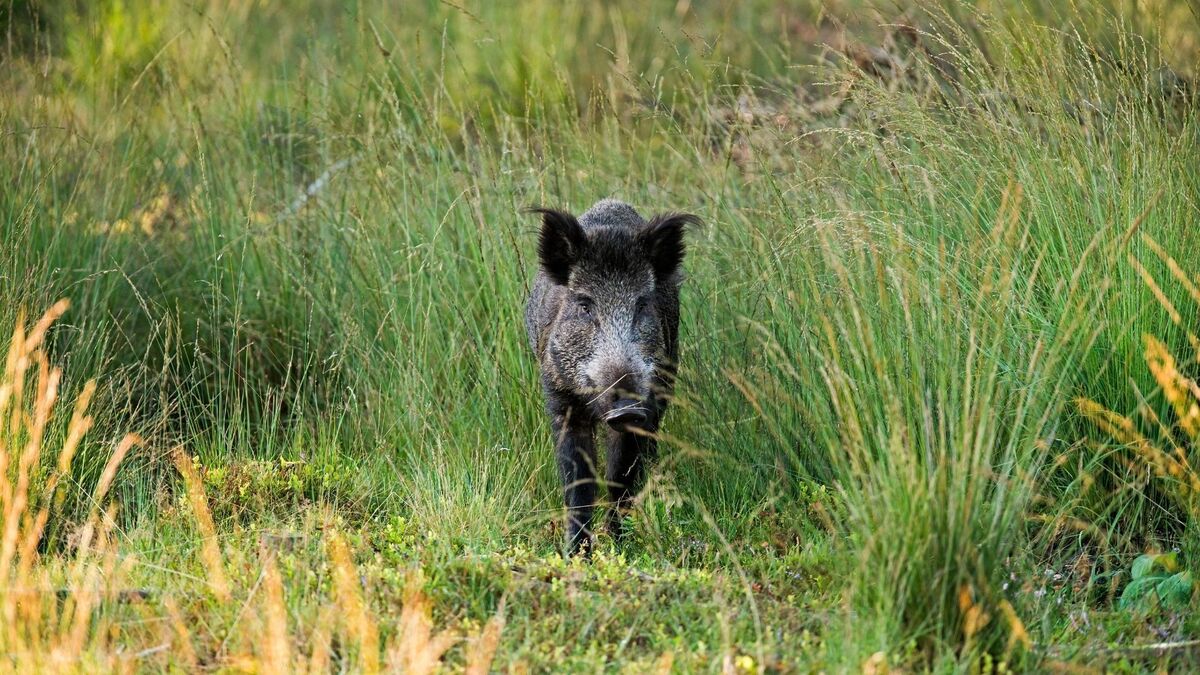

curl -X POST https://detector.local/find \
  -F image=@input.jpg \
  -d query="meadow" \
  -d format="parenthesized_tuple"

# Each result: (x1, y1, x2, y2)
(2, 0, 1200, 671)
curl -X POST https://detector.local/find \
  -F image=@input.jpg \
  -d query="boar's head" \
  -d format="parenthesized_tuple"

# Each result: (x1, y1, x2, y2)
(532, 204, 698, 431)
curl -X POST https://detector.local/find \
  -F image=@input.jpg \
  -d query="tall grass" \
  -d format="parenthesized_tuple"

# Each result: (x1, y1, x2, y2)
(742, 181, 1123, 660)
(1078, 237, 1200, 557)
(702, 12, 1198, 661)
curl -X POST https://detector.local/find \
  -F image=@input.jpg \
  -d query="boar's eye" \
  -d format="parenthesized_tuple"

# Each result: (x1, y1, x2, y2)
(633, 296, 650, 319)
(575, 295, 595, 318)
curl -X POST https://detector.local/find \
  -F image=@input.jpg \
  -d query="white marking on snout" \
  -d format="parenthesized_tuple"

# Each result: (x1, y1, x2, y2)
(603, 400, 651, 422)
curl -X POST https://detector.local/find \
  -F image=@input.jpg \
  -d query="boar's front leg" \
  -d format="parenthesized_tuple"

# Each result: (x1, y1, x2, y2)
(605, 428, 655, 541)
(552, 408, 597, 556)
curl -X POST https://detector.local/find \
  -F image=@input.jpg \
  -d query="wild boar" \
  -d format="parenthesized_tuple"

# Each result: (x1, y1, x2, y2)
(524, 199, 699, 555)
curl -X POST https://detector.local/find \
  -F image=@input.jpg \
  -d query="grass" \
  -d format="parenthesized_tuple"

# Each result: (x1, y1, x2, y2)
(2, 0, 1200, 671)
(0, 310, 503, 671)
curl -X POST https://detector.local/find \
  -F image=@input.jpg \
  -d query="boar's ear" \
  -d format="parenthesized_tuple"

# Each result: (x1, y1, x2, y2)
(641, 212, 700, 282)
(530, 207, 586, 286)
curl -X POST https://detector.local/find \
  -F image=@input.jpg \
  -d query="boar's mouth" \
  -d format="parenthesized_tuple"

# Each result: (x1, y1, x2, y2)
(603, 399, 650, 431)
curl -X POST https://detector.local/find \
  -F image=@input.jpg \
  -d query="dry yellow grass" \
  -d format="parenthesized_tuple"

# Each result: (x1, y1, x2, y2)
(0, 302, 504, 672)
(1, 299, 133, 671)
(1077, 243, 1200, 514)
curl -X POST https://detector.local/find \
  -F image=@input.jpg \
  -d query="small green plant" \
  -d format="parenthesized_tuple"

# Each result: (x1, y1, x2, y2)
(1119, 552, 1194, 612)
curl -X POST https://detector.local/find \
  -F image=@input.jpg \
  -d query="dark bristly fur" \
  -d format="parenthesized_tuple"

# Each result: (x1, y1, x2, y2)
(524, 199, 699, 556)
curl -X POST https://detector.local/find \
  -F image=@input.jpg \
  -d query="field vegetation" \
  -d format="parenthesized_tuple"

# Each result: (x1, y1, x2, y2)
(2, 0, 1200, 671)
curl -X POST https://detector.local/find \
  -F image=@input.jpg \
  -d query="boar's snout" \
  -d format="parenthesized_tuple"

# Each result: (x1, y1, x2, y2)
(589, 365, 652, 430)
(604, 399, 650, 431)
